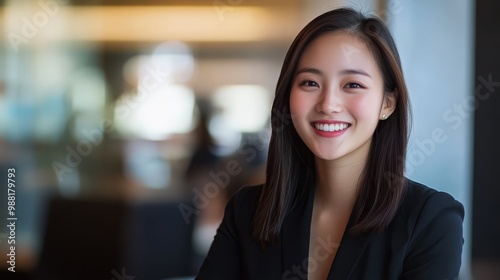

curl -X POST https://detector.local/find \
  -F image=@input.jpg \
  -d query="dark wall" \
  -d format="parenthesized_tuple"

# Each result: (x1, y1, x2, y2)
(472, 0, 500, 260)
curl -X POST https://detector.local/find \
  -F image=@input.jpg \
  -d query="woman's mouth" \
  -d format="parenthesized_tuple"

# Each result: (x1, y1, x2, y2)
(311, 121, 350, 137)
(313, 122, 350, 132)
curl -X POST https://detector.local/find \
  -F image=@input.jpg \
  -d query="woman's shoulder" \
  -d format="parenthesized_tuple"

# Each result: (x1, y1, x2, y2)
(230, 184, 263, 206)
(402, 179, 463, 208)
(390, 179, 464, 278)
(236, 184, 263, 196)
(395, 179, 464, 227)
(223, 184, 263, 220)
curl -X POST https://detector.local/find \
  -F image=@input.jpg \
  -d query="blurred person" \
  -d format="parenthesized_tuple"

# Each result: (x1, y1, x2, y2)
(184, 103, 224, 257)
(196, 8, 464, 280)
(185, 102, 265, 270)
(185, 103, 221, 192)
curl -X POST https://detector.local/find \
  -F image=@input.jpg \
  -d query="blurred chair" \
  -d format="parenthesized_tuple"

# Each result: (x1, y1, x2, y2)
(36, 197, 196, 280)
(125, 201, 197, 279)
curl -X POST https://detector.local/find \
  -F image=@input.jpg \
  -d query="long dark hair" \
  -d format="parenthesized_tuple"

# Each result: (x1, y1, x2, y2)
(253, 8, 410, 246)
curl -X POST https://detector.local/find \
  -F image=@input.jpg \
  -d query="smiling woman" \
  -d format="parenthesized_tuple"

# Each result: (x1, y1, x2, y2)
(196, 8, 464, 280)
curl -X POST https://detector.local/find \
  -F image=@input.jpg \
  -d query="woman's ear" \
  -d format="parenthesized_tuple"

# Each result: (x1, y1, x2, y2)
(380, 90, 397, 120)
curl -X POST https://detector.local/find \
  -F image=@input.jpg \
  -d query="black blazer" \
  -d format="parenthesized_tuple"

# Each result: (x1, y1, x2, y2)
(196, 180, 464, 280)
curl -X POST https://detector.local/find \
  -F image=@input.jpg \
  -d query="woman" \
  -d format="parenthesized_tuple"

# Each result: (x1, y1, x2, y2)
(196, 8, 464, 280)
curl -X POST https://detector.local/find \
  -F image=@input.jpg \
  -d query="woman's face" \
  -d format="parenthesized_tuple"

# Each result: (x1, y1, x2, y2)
(290, 32, 394, 163)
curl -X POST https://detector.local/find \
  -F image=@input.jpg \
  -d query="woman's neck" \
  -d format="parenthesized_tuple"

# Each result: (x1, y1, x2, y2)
(314, 140, 371, 211)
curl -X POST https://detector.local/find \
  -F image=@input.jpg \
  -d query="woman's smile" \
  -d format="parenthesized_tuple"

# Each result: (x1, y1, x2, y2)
(311, 121, 350, 137)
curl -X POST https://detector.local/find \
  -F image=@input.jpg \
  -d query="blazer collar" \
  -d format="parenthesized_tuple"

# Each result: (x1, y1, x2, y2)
(280, 184, 374, 280)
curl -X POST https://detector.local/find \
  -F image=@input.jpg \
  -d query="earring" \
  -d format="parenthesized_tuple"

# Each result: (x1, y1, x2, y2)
(382, 114, 387, 120)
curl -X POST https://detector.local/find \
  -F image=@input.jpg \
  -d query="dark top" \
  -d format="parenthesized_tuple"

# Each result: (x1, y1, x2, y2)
(196, 179, 464, 280)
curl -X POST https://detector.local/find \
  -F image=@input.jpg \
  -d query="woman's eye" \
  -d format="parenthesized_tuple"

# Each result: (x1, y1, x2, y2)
(345, 83, 363, 89)
(300, 80, 319, 87)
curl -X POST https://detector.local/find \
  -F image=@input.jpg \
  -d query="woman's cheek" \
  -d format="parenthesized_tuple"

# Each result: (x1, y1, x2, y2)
(289, 91, 306, 118)
(349, 94, 382, 118)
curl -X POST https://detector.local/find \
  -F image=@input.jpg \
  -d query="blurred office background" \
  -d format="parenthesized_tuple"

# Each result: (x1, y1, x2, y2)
(0, 0, 498, 279)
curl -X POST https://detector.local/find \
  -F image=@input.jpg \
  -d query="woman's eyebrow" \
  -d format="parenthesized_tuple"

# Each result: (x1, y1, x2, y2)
(295, 67, 372, 79)
(339, 69, 372, 78)
(295, 67, 323, 76)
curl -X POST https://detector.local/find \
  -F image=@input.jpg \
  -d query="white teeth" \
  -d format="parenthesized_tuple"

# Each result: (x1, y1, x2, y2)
(314, 123, 349, 132)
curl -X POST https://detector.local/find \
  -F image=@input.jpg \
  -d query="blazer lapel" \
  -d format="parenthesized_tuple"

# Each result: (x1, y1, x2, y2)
(326, 219, 374, 279)
(281, 185, 315, 277)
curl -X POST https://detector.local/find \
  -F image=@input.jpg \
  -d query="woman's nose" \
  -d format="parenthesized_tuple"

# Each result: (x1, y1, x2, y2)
(316, 88, 343, 114)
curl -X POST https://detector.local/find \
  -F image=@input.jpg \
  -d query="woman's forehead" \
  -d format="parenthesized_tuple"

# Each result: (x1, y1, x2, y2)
(296, 32, 379, 76)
